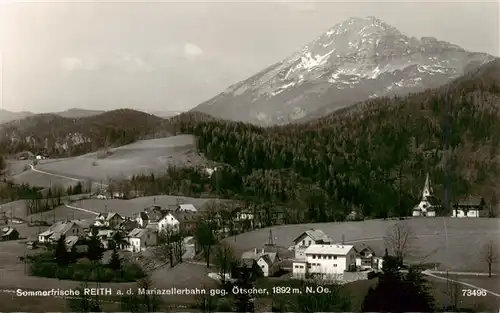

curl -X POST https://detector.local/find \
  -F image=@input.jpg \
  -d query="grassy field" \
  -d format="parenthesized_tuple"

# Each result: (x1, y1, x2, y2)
(225, 218, 500, 273)
(10, 170, 78, 189)
(28, 135, 211, 183)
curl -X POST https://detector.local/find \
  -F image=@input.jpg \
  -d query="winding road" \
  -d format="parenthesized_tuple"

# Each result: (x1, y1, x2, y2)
(9, 164, 500, 302)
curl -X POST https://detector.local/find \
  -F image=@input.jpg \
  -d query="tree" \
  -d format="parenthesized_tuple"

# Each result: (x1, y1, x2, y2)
(195, 220, 216, 268)
(154, 228, 175, 267)
(0, 155, 7, 180)
(109, 248, 122, 271)
(68, 282, 102, 312)
(384, 222, 414, 266)
(488, 193, 498, 218)
(54, 234, 69, 266)
(213, 243, 235, 284)
(108, 231, 127, 250)
(232, 264, 254, 313)
(87, 227, 104, 262)
(482, 240, 498, 277)
(445, 275, 461, 311)
(362, 251, 435, 312)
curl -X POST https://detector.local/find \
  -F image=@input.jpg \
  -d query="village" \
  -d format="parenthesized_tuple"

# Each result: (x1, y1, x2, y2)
(0, 172, 491, 289)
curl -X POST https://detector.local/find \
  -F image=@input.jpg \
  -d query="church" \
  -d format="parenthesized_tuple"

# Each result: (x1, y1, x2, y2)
(412, 174, 440, 217)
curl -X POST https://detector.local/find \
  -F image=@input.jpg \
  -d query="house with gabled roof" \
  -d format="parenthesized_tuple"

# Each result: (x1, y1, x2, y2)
(1, 226, 19, 241)
(176, 204, 197, 213)
(452, 195, 485, 218)
(119, 218, 139, 232)
(126, 228, 158, 252)
(293, 243, 356, 279)
(64, 235, 88, 253)
(241, 248, 281, 277)
(38, 221, 84, 243)
(353, 243, 383, 271)
(292, 229, 334, 260)
(135, 212, 149, 228)
(94, 212, 124, 229)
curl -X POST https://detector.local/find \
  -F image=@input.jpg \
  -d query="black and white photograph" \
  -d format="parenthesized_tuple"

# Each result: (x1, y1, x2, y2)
(0, 0, 499, 311)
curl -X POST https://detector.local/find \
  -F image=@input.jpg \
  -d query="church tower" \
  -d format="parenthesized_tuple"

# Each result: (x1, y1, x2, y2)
(422, 173, 432, 199)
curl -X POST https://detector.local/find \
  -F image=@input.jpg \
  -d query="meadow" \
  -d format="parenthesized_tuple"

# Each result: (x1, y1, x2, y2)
(225, 217, 500, 273)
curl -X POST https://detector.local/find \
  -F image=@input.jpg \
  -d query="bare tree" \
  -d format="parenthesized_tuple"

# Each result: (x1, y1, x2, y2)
(483, 240, 498, 277)
(154, 228, 175, 267)
(384, 222, 414, 265)
(445, 276, 461, 310)
(213, 243, 235, 284)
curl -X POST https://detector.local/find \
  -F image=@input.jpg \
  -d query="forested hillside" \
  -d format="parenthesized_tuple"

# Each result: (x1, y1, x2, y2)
(0, 109, 167, 156)
(157, 59, 500, 220)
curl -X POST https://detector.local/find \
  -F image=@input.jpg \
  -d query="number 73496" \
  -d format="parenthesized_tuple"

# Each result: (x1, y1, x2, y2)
(462, 289, 487, 297)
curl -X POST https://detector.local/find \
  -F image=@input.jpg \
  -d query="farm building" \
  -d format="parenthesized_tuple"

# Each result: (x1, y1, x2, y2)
(412, 174, 439, 217)
(241, 248, 281, 277)
(1, 226, 20, 241)
(293, 244, 356, 280)
(126, 228, 158, 252)
(452, 196, 485, 218)
(94, 212, 124, 229)
(292, 229, 334, 260)
(175, 204, 197, 213)
(64, 236, 88, 253)
(119, 218, 139, 232)
(353, 243, 383, 271)
(38, 221, 85, 243)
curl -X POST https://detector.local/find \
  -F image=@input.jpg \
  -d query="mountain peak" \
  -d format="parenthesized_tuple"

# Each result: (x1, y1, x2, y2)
(191, 16, 494, 125)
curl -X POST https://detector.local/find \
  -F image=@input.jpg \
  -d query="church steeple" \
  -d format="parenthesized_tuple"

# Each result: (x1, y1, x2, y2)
(422, 173, 432, 199)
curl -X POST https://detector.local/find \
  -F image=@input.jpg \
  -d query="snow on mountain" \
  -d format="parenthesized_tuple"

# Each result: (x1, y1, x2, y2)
(191, 16, 495, 125)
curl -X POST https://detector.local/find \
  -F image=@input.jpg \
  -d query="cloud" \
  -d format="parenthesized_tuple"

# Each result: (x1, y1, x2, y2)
(183, 43, 204, 57)
(60, 57, 97, 71)
(112, 55, 152, 72)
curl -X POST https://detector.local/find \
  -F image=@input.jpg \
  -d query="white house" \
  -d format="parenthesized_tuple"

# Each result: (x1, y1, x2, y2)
(235, 209, 254, 222)
(38, 221, 84, 243)
(292, 229, 333, 260)
(157, 213, 180, 233)
(412, 174, 439, 217)
(293, 244, 356, 280)
(452, 196, 485, 218)
(135, 212, 149, 228)
(126, 228, 158, 252)
(241, 248, 280, 277)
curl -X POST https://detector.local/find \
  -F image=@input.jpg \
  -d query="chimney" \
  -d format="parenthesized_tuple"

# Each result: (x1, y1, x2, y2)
(341, 234, 345, 245)
(254, 248, 258, 254)
(261, 248, 265, 254)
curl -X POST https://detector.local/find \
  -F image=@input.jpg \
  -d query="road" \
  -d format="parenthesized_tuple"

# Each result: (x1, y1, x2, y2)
(64, 204, 99, 216)
(423, 271, 500, 298)
(29, 164, 108, 188)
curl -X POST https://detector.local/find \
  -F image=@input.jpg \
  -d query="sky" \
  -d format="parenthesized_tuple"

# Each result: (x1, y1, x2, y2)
(0, 0, 499, 113)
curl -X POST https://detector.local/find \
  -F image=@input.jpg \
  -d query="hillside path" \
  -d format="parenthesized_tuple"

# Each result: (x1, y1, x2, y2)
(64, 204, 99, 216)
(29, 164, 108, 187)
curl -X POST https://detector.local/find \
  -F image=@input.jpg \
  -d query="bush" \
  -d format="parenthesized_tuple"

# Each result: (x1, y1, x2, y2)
(28, 258, 146, 282)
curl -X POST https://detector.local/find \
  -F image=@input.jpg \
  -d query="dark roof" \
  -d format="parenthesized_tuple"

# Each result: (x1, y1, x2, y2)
(293, 229, 333, 244)
(171, 211, 199, 223)
(455, 196, 485, 208)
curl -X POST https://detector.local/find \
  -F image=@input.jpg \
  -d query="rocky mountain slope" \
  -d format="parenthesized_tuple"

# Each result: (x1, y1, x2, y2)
(191, 16, 495, 125)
